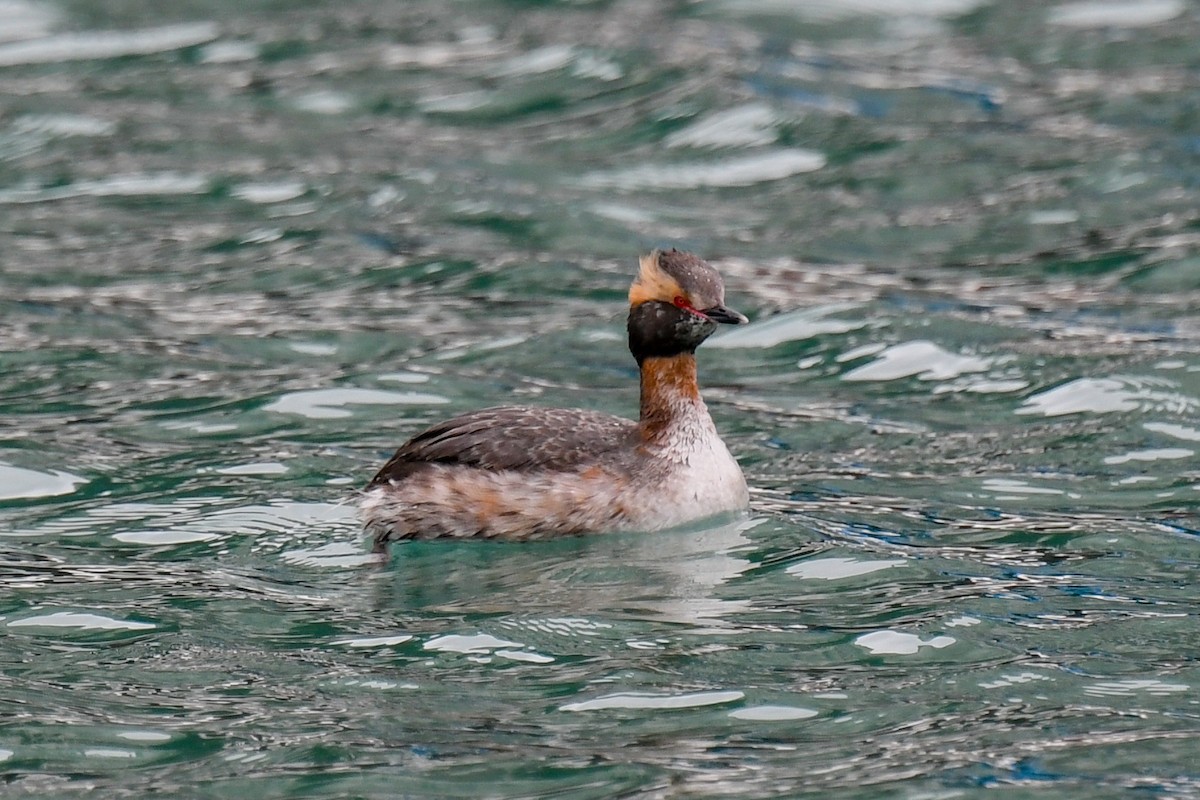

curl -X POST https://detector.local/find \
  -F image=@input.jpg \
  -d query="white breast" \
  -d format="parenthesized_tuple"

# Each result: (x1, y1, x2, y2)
(627, 399, 749, 530)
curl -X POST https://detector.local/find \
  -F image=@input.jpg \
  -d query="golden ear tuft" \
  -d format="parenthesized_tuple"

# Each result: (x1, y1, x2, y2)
(628, 251, 684, 307)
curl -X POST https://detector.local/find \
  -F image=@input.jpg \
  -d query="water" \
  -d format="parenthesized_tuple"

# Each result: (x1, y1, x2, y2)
(2, 0, 1199, 796)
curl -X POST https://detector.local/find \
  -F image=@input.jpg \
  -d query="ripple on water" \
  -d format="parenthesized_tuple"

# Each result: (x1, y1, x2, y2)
(33, 496, 360, 559)
(280, 541, 375, 569)
(582, 148, 826, 190)
(0, 1, 1197, 796)
(264, 387, 450, 419)
(560, 690, 745, 712)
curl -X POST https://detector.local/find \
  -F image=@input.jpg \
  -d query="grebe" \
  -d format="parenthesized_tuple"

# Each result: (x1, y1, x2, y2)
(362, 249, 749, 548)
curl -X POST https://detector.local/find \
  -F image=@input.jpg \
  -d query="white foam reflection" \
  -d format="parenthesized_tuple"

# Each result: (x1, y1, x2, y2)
(214, 462, 289, 475)
(1047, 0, 1184, 28)
(231, 181, 307, 204)
(0, 0, 59, 43)
(112, 530, 219, 545)
(289, 90, 354, 115)
(1144, 422, 1200, 442)
(83, 748, 137, 759)
(836, 343, 887, 362)
(932, 377, 1029, 395)
(0, 173, 208, 204)
(382, 38, 501, 69)
(855, 630, 955, 655)
(495, 650, 555, 664)
(8, 611, 155, 631)
(199, 39, 259, 64)
(0, 22, 218, 66)
(1083, 679, 1188, 697)
(333, 634, 414, 648)
(0, 462, 86, 500)
(583, 149, 825, 190)
(665, 104, 780, 149)
(265, 387, 449, 419)
(423, 633, 555, 663)
(729, 705, 818, 721)
(377, 371, 431, 384)
(560, 690, 744, 712)
(116, 730, 171, 743)
(160, 420, 238, 434)
(981, 478, 1064, 496)
(288, 342, 338, 356)
(1028, 209, 1079, 225)
(571, 52, 622, 81)
(1016, 376, 1196, 417)
(1104, 448, 1193, 465)
(842, 340, 991, 382)
(12, 114, 115, 137)
(424, 633, 524, 653)
(979, 671, 1052, 689)
(708, 0, 988, 20)
(786, 557, 906, 580)
(491, 44, 574, 77)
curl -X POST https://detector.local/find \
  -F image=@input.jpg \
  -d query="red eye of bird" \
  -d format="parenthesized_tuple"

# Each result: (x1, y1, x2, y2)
(673, 295, 707, 318)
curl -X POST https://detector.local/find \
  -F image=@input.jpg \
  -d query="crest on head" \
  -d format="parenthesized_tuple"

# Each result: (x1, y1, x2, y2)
(628, 249, 726, 311)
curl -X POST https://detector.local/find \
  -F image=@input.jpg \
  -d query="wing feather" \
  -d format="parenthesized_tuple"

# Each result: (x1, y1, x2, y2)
(367, 405, 636, 486)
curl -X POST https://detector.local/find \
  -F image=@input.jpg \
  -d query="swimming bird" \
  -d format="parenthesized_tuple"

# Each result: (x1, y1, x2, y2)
(362, 249, 749, 549)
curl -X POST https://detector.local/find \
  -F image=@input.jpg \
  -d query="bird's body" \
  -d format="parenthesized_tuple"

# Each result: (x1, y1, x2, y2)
(361, 250, 749, 549)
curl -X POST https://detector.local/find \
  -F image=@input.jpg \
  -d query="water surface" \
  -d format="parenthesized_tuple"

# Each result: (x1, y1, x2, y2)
(2, 0, 1199, 797)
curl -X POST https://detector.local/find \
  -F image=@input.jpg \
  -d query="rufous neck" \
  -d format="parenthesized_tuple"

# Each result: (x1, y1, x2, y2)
(638, 353, 703, 434)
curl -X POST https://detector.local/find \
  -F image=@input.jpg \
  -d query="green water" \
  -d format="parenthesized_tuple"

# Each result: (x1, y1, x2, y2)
(2, 0, 1200, 797)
